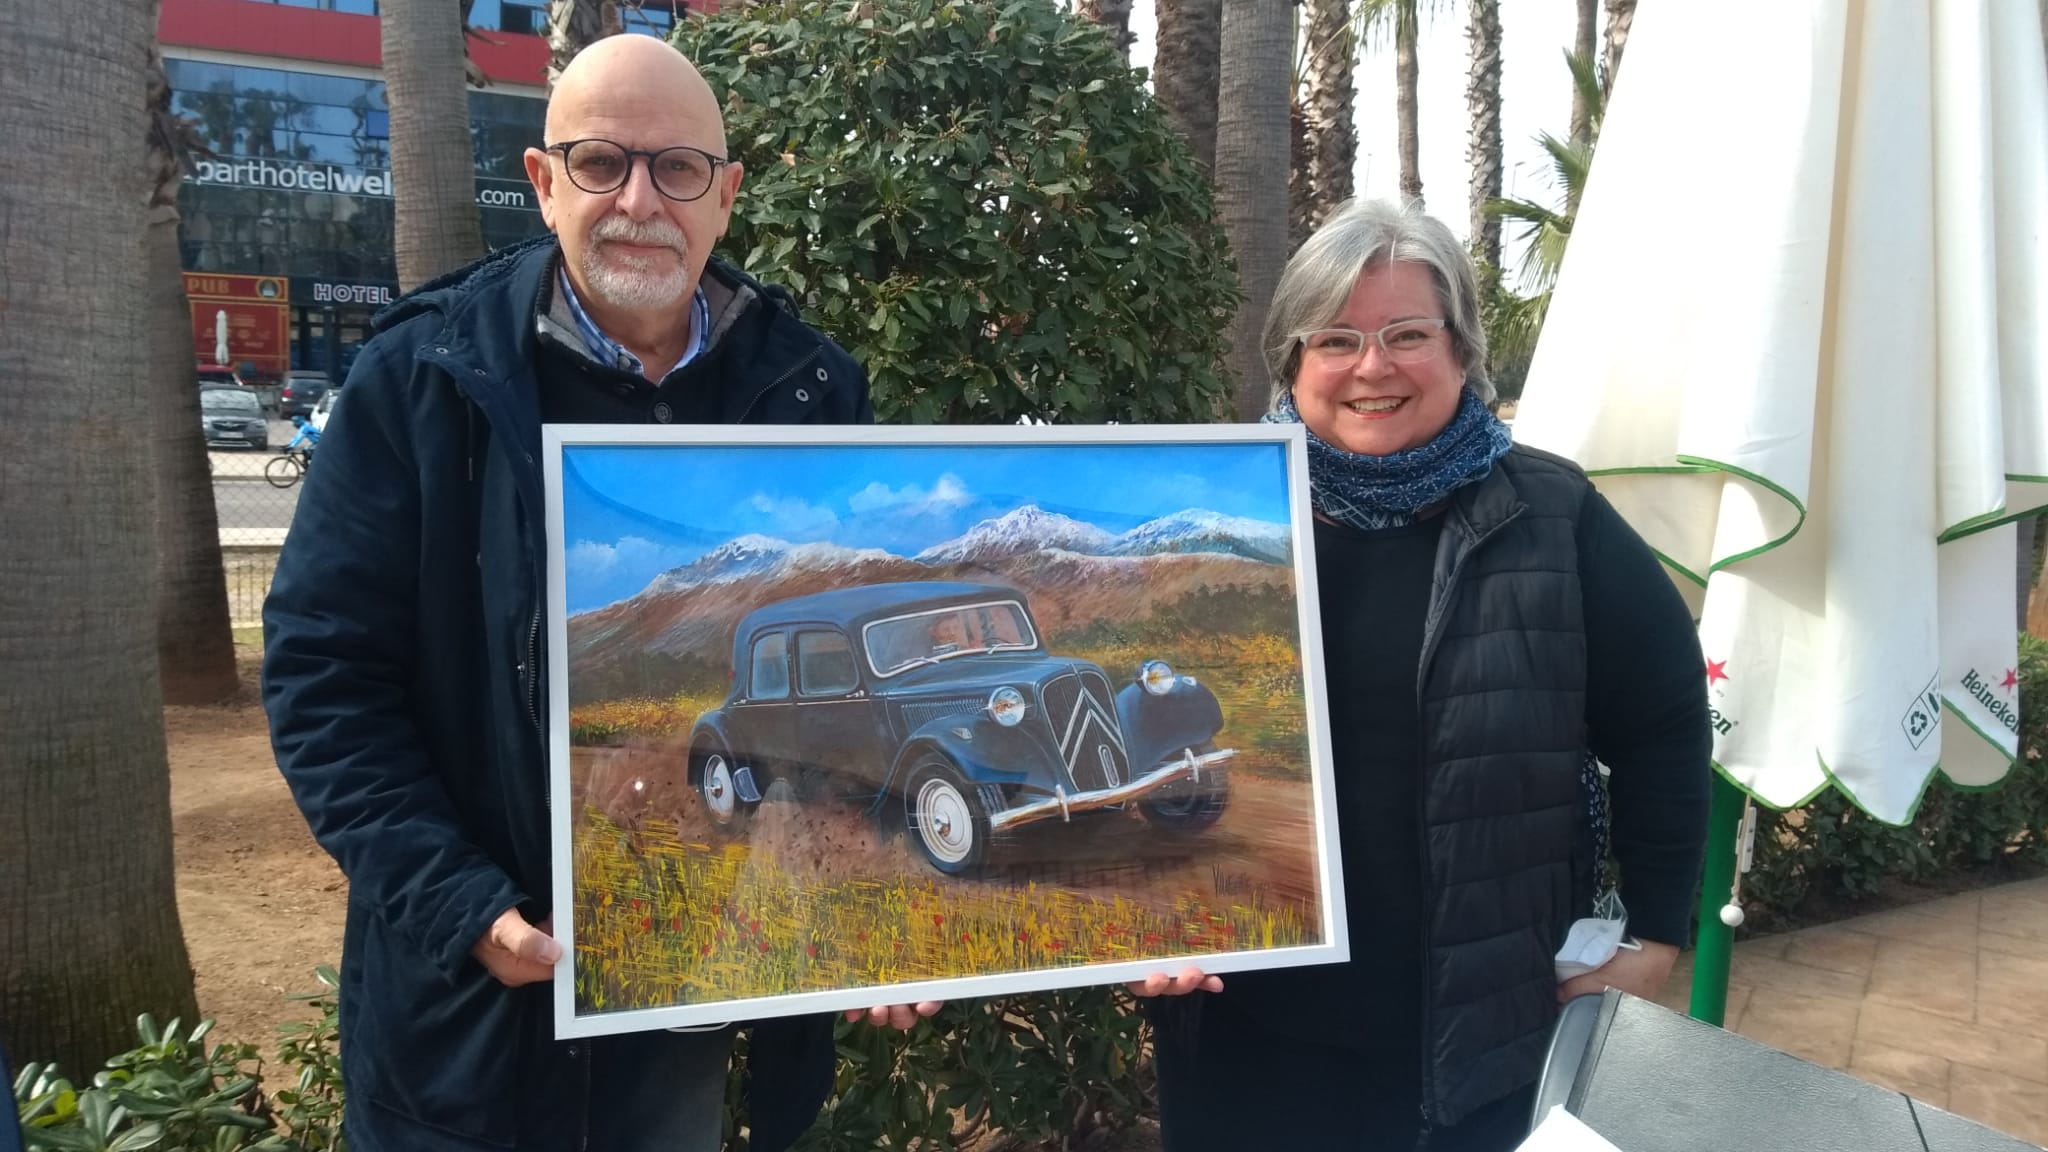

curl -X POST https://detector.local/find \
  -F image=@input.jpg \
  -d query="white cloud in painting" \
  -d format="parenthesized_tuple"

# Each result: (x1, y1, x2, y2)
(568, 535, 690, 582)
(747, 492, 841, 536)
(848, 473, 973, 514)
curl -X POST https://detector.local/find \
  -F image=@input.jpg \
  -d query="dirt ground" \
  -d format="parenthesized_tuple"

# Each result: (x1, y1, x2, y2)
(166, 652, 346, 1050)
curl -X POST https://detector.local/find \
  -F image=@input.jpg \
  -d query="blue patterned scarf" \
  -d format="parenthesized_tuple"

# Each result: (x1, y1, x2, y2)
(1261, 388, 1513, 531)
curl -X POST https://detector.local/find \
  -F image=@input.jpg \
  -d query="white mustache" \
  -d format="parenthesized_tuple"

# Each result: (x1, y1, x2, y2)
(591, 217, 686, 255)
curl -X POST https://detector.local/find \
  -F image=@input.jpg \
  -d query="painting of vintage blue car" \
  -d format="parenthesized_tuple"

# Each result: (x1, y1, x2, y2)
(688, 580, 1235, 874)
(544, 426, 1344, 1036)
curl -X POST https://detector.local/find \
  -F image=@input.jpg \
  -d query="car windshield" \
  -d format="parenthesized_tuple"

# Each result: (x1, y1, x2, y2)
(864, 601, 1037, 677)
(200, 389, 260, 413)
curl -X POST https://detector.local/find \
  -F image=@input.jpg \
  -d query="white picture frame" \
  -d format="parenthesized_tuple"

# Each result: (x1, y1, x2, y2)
(543, 423, 1345, 1037)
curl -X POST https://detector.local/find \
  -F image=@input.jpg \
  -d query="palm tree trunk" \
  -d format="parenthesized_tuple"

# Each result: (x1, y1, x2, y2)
(1290, 98, 1314, 251)
(548, 0, 621, 94)
(1216, 0, 1294, 420)
(0, 0, 200, 1075)
(1395, 6, 1423, 206)
(1153, 0, 1222, 170)
(1601, 0, 1636, 100)
(1569, 0, 1597, 148)
(147, 46, 239, 706)
(1077, 0, 1135, 61)
(384, 0, 486, 290)
(1300, 0, 1356, 242)
(1465, 0, 1502, 270)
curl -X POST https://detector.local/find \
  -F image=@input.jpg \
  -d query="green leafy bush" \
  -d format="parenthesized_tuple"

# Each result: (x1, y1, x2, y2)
(1740, 632, 2048, 927)
(722, 989, 1148, 1151)
(14, 970, 345, 1152)
(675, 0, 1240, 425)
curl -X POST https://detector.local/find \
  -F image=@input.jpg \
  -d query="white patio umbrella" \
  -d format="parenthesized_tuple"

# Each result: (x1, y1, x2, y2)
(1511, 0, 2048, 1015)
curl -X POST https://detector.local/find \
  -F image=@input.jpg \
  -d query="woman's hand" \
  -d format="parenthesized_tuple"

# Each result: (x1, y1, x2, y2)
(1556, 939, 1679, 1003)
(844, 1002, 944, 1031)
(1125, 966, 1224, 998)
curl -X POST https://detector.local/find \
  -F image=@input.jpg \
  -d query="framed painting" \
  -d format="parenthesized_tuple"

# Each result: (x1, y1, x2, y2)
(544, 424, 1345, 1037)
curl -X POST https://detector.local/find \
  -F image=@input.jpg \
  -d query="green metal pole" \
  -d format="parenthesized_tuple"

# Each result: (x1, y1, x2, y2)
(1688, 772, 1746, 1026)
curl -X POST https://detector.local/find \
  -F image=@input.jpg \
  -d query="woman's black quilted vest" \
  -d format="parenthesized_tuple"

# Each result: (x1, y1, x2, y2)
(1416, 445, 1594, 1126)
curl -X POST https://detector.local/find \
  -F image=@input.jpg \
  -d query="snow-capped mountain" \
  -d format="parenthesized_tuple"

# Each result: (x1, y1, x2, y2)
(913, 504, 1114, 564)
(641, 534, 891, 595)
(1109, 510, 1292, 565)
(570, 507, 1298, 682)
(630, 505, 1287, 599)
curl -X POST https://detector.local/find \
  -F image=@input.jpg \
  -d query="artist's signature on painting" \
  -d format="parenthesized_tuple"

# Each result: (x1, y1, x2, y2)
(1210, 865, 1269, 905)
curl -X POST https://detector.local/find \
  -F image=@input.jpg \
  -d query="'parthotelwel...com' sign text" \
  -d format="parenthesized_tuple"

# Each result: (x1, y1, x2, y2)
(189, 158, 532, 208)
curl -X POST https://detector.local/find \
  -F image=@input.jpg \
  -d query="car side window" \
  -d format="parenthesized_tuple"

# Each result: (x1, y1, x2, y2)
(796, 630, 858, 697)
(749, 633, 790, 700)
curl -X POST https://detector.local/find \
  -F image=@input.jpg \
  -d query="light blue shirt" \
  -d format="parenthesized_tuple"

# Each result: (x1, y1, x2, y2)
(557, 267, 711, 379)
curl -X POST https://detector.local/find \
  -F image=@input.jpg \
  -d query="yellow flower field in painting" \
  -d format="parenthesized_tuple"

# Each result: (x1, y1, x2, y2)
(571, 807, 1317, 1015)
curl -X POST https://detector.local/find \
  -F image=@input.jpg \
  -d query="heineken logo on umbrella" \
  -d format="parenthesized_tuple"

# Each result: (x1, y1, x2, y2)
(1705, 658, 1736, 735)
(1961, 668, 2021, 733)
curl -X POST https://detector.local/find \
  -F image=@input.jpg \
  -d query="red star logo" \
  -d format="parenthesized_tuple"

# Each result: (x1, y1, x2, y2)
(1706, 659, 1730, 686)
(2002, 668, 2019, 691)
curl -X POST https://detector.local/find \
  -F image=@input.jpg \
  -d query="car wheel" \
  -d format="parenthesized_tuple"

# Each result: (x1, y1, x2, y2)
(1137, 742, 1230, 832)
(903, 753, 990, 876)
(696, 744, 757, 834)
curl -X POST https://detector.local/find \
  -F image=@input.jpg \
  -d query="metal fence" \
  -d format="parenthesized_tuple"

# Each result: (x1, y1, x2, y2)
(209, 412, 303, 626)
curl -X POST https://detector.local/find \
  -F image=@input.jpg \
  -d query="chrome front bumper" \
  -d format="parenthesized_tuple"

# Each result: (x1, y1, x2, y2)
(987, 746, 1234, 833)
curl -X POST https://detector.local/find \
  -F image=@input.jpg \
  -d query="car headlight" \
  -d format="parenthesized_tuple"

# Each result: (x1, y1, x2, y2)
(247, 420, 267, 431)
(1140, 660, 1177, 696)
(987, 686, 1028, 727)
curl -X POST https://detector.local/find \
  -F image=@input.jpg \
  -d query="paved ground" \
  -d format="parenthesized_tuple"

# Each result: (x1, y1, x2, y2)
(211, 434, 302, 547)
(1653, 874, 2048, 1148)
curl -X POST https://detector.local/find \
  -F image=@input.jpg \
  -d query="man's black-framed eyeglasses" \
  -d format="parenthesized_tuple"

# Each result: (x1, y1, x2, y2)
(546, 138, 729, 203)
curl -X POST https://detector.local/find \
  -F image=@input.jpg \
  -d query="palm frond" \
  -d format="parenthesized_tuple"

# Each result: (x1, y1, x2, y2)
(1564, 47, 1604, 136)
(1487, 288, 1550, 375)
(1355, 0, 1453, 52)
(1484, 193, 1571, 295)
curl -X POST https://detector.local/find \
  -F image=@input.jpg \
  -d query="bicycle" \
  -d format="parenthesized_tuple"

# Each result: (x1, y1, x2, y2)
(264, 418, 321, 488)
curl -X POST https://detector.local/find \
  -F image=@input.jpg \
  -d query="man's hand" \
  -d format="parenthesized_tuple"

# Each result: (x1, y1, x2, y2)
(1125, 966, 1224, 998)
(843, 1002, 944, 1031)
(1557, 938, 1679, 1003)
(472, 907, 562, 987)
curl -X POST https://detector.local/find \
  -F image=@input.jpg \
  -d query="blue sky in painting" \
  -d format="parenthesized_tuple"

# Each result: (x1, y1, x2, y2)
(559, 441, 1293, 613)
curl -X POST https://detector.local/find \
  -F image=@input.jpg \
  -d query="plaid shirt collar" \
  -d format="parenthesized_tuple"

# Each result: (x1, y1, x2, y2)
(556, 266, 711, 378)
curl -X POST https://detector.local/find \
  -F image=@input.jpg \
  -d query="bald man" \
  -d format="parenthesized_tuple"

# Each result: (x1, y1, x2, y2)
(262, 34, 872, 1152)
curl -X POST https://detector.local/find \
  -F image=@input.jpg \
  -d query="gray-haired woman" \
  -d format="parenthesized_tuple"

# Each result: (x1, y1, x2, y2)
(1131, 199, 1712, 1150)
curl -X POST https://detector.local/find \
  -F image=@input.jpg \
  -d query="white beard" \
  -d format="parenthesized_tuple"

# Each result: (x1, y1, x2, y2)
(582, 240, 692, 312)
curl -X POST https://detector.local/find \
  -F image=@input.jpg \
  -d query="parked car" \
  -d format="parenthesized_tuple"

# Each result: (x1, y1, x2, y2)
(687, 581, 1235, 874)
(195, 364, 246, 387)
(199, 385, 269, 450)
(278, 371, 331, 418)
(309, 387, 339, 434)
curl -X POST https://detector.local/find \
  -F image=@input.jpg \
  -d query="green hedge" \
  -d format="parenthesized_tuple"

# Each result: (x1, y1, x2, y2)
(677, 0, 1239, 426)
